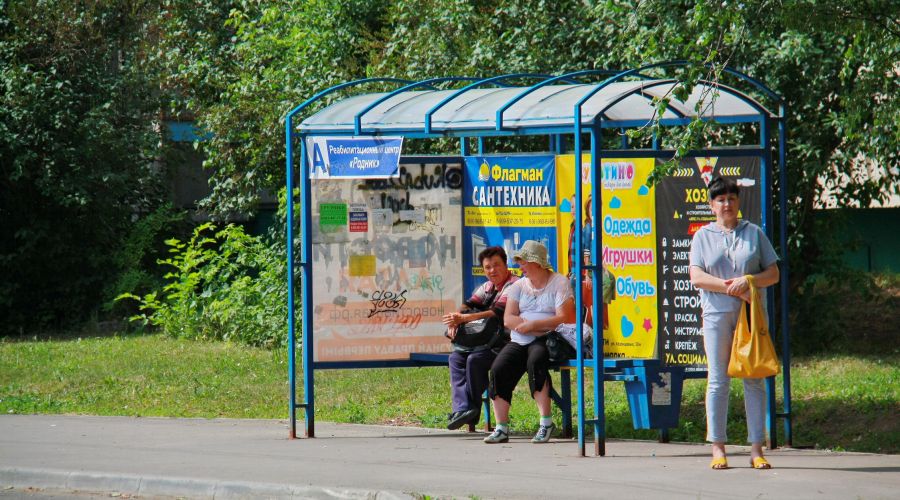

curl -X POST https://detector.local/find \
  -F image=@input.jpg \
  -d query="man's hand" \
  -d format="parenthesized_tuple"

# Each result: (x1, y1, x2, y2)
(442, 312, 466, 328)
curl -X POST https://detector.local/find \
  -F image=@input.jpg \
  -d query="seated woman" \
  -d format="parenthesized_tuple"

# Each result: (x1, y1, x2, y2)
(442, 246, 518, 430)
(483, 240, 576, 444)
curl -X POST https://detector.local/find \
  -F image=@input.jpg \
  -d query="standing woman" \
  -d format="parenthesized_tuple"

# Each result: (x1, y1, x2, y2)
(689, 176, 780, 470)
(483, 240, 575, 444)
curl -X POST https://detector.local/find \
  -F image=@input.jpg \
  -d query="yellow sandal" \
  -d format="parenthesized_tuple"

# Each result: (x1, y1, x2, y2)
(709, 457, 729, 469)
(750, 456, 773, 469)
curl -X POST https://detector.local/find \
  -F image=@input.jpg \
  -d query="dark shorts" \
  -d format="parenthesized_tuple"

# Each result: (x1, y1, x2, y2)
(488, 338, 551, 403)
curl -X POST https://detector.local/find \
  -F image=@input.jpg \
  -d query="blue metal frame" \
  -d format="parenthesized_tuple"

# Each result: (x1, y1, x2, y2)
(285, 77, 420, 438)
(761, 114, 777, 448)
(495, 70, 622, 130)
(285, 114, 296, 438)
(423, 73, 570, 134)
(353, 76, 480, 134)
(565, 60, 785, 455)
(300, 130, 315, 438)
(284, 62, 791, 455)
(777, 105, 793, 446)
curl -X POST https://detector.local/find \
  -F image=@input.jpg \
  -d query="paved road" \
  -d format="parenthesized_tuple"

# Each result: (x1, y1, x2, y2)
(1, 415, 898, 499)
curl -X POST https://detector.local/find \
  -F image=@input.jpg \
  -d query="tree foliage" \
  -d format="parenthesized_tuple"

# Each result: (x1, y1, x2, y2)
(4, 0, 897, 341)
(153, 0, 389, 215)
(159, 0, 898, 279)
(0, 0, 166, 333)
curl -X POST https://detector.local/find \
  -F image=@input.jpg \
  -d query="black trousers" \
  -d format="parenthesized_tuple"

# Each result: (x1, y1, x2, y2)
(488, 339, 550, 403)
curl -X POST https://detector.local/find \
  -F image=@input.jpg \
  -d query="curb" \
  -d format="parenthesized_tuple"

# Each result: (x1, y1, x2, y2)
(1, 467, 416, 499)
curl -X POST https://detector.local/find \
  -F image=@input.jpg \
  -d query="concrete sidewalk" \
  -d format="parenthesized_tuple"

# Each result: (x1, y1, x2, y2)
(1, 415, 898, 499)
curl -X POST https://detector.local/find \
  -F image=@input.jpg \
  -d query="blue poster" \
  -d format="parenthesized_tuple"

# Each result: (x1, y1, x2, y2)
(462, 155, 557, 296)
(306, 136, 403, 179)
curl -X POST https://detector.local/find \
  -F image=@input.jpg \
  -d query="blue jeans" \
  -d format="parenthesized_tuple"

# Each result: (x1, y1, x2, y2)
(702, 308, 767, 444)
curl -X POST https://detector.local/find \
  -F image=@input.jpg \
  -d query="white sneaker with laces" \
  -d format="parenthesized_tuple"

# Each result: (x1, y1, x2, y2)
(483, 427, 509, 444)
(531, 423, 555, 443)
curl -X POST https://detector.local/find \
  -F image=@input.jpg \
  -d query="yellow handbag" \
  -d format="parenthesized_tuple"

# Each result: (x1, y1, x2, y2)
(727, 275, 781, 378)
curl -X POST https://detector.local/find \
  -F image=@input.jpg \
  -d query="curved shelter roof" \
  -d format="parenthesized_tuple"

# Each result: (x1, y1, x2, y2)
(297, 78, 774, 136)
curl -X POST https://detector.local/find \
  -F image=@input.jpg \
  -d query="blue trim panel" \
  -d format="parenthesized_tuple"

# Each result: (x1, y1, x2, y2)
(166, 121, 212, 142)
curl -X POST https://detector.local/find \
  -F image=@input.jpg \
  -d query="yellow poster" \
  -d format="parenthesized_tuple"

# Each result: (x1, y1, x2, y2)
(555, 154, 591, 277)
(556, 155, 658, 359)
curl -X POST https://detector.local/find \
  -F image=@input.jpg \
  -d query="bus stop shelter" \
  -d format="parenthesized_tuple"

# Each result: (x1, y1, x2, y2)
(284, 61, 793, 456)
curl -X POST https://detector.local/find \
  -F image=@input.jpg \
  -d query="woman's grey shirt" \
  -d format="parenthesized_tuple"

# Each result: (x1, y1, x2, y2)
(689, 220, 779, 316)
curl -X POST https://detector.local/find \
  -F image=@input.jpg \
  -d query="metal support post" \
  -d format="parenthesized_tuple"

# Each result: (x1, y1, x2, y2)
(777, 106, 793, 446)
(300, 136, 315, 438)
(286, 117, 297, 439)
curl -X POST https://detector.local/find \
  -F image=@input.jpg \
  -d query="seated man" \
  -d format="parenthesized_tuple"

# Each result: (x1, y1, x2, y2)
(442, 246, 517, 430)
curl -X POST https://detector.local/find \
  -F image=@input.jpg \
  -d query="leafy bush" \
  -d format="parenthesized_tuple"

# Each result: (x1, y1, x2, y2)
(791, 271, 899, 355)
(119, 222, 290, 348)
(103, 204, 191, 318)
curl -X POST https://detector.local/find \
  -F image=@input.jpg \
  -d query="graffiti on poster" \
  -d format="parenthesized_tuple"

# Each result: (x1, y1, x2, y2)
(310, 160, 464, 362)
(556, 155, 658, 359)
(655, 156, 761, 370)
(463, 156, 557, 294)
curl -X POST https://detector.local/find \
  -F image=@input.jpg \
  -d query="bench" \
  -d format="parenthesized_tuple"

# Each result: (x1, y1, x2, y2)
(408, 352, 695, 440)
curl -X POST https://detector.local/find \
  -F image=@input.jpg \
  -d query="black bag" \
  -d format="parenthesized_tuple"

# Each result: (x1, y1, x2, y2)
(448, 287, 507, 352)
(544, 330, 576, 363)
(453, 315, 503, 350)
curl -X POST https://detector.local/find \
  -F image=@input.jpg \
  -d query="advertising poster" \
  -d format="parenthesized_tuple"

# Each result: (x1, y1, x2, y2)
(655, 156, 761, 370)
(555, 154, 591, 278)
(462, 156, 557, 294)
(310, 160, 464, 362)
(557, 155, 659, 359)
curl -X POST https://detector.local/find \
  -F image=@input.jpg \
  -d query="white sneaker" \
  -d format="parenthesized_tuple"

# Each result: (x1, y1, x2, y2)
(531, 423, 555, 443)
(483, 427, 509, 444)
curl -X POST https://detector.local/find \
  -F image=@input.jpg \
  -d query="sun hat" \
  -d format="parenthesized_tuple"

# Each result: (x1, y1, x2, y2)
(512, 240, 552, 270)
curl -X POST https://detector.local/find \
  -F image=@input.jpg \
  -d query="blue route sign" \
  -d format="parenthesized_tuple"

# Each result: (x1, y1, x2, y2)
(306, 136, 403, 179)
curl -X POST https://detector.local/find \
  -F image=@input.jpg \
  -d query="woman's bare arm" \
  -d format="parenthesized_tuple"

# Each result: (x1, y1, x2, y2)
(515, 298, 576, 335)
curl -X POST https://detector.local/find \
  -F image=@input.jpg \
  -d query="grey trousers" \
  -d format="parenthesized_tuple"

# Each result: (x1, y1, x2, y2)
(702, 307, 767, 444)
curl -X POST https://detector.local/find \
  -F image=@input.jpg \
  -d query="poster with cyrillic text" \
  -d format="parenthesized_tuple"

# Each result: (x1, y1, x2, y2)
(310, 160, 463, 361)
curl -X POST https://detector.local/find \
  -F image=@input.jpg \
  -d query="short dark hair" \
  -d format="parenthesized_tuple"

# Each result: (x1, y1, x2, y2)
(707, 176, 740, 200)
(478, 246, 507, 265)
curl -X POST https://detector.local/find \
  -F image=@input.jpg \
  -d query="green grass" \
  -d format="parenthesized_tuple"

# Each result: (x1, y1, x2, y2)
(1, 333, 897, 453)
(0, 333, 286, 418)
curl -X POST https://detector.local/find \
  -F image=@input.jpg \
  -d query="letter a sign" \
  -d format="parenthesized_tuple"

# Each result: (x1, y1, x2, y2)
(311, 142, 326, 175)
(305, 136, 403, 179)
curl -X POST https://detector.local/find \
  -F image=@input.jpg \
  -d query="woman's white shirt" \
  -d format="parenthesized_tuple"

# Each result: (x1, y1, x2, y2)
(507, 272, 573, 345)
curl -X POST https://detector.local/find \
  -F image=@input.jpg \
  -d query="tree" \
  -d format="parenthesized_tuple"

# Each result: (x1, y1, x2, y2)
(587, 0, 900, 280)
(154, 0, 389, 216)
(0, 0, 165, 333)
(375, 0, 900, 280)
(152, 0, 898, 341)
